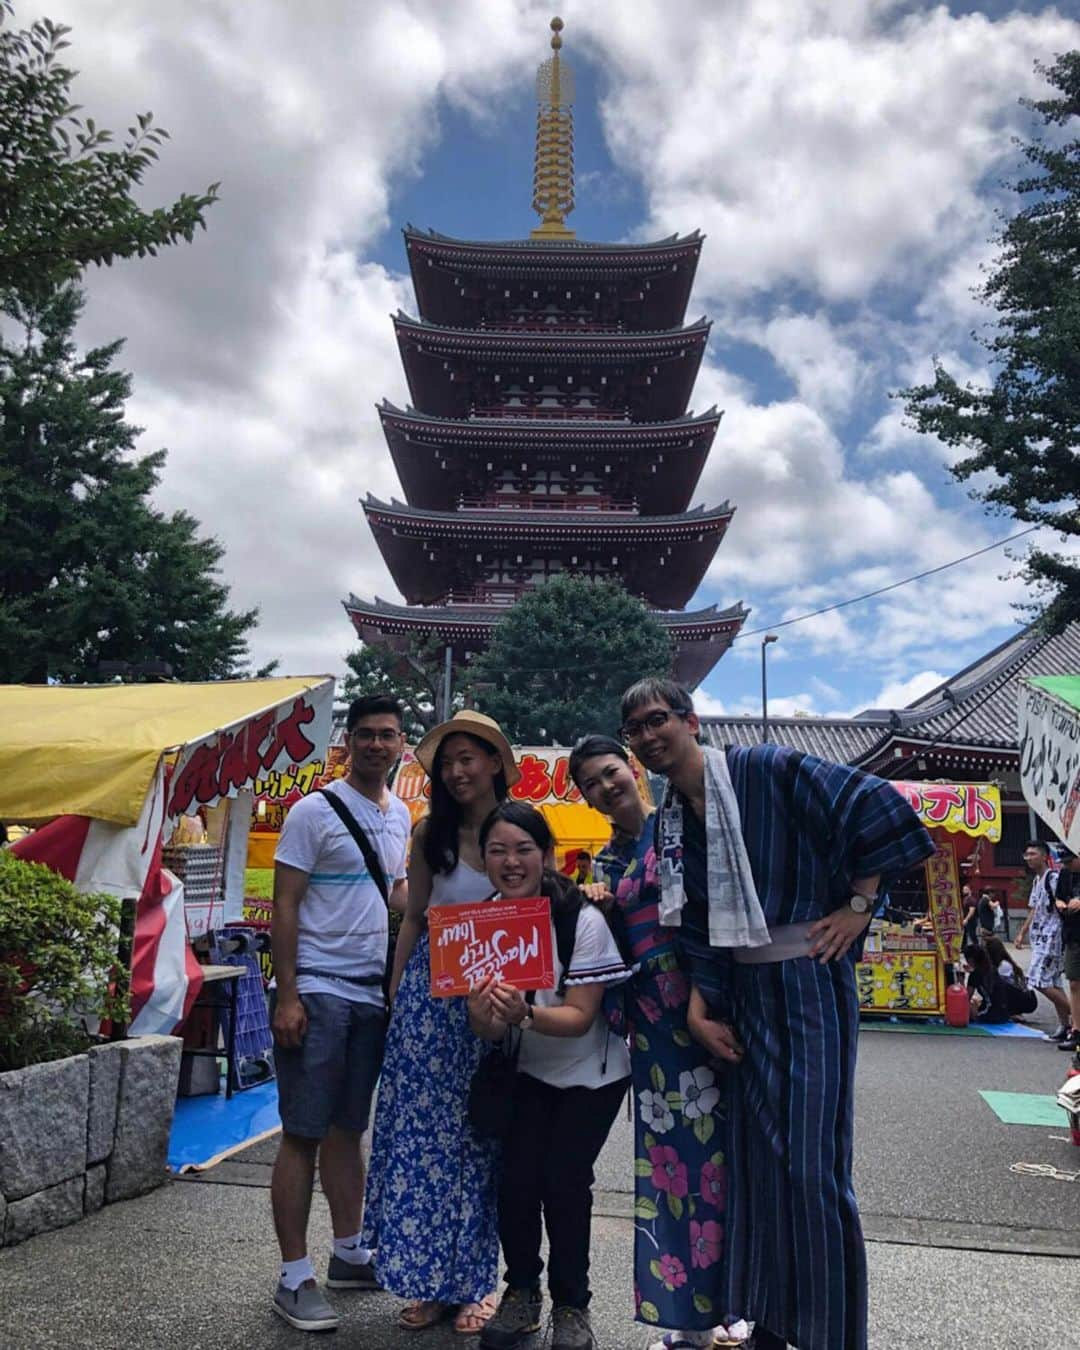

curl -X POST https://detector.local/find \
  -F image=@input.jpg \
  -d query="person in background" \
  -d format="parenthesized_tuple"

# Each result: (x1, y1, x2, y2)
(1014, 841, 1072, 1042)
(362, 711, 517, 1335)
(269, 695, 410, 1333)
(982, 935, 1027, 989)
(976, 889, 997, 941)
(569, 733, 749, 1350)
(964, 943, 1037, 1022)
(960, 885, 979, 948)
(469, 802, 631, 1350)
(1054, 850, 1080, 1053)
(618, 677, 934, 1350)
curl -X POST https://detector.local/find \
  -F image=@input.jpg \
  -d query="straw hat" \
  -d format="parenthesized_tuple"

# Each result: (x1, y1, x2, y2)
(413, 710, 521, 788)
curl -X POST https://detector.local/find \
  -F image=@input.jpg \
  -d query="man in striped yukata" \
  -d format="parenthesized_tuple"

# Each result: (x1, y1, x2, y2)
(619, 678, 933, 1350)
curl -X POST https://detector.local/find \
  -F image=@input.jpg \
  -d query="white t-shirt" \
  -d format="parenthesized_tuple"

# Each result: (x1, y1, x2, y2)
(274, 779, 410, 1007)
(517, 904, 632, 1090)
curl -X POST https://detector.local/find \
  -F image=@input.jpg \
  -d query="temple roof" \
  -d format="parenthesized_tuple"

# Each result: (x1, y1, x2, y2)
(362, 495, 733, 534)
(343, 593, 748, 691)
(362, 496, 733, 610)
(404, 225, 704, 256)
(393, 312, 710, 351)
(394, 313, 710, 423)
(404, 227, 704, 330)
(379, 402, 721, 514)
(699, 620, 1080, 767)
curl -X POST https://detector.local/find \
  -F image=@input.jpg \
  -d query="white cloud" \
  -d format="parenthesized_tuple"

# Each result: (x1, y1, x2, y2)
(868, 669, 949, 709)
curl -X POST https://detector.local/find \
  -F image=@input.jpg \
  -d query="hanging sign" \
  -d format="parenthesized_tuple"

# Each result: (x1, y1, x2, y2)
(428, 898, 555, 997)
(891, 782, 1002, 842)
(1018, 681, 1080, 852)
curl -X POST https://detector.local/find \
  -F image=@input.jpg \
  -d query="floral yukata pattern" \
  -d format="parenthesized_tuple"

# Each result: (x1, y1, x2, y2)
(596, 818, 733, 1333)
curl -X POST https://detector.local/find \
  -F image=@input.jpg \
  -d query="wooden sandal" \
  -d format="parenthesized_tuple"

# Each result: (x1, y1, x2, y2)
(398, 1300, 451, 1331)
(453, 1294, 497, 1335)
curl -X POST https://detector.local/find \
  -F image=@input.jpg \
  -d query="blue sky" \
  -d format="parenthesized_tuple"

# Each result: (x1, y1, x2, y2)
(37, 0, 1080, 722)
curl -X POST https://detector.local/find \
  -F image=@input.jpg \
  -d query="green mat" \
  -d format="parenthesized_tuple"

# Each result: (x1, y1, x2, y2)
(861, 1020, 991, 1037)
(979, 1091, 1069, 1127)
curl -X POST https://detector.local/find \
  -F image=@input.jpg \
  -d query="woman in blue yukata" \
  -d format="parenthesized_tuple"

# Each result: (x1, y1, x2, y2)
(568, 734, 750, 1350)
(618, 678, 935, 1350)
(361, 711, 519, 1336)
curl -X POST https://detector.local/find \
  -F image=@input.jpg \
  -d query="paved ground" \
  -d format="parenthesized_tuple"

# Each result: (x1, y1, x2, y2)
(2, 985, 1078, 1348)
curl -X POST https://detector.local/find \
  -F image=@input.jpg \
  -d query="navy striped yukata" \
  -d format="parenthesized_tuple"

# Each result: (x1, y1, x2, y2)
(672, 745, 933, 1350)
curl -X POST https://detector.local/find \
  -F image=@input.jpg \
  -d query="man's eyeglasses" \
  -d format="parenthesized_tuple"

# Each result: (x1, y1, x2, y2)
(619, 709, 688, 742)
(350, 728, 403, 746)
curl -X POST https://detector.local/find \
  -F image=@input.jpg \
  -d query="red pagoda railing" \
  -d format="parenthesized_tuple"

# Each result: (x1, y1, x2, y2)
(459, 494, 637, 513)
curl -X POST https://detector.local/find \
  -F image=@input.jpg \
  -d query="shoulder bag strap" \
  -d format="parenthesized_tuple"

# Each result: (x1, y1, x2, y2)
(316, 788, 390, 905)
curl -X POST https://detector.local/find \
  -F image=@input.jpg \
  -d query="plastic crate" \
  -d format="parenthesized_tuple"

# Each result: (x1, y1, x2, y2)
(211, 926, 275, 1092)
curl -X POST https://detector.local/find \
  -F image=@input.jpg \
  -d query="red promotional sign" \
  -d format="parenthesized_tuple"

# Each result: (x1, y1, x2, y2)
(428, 898, 555, 997)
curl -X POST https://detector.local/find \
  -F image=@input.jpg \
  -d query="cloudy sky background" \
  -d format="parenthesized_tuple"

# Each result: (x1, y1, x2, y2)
(32, 0, 1080, 717)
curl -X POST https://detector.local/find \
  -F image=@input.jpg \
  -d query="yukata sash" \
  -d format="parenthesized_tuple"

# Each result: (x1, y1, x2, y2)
(656, 746, 770, 949)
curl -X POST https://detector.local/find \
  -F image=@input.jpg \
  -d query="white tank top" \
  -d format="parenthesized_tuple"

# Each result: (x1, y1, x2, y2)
(430, 859, 492, 907)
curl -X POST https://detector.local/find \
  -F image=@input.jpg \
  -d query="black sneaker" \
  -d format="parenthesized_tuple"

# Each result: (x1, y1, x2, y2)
(326, 1254, 380, 1289)
(1057, 1031, 1080, 1051)
(479, 1287, 542, 1350)
(1046, 1025, 1072, 1043)
(551, 1305, 596, 1350)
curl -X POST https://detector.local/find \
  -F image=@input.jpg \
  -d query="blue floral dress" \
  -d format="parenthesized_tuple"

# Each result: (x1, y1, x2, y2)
(596, 817, 733, 1334)
(361, 865, 499, 1303)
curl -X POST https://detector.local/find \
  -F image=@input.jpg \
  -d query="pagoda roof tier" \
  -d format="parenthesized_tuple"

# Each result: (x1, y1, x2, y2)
(378, 402, 721, 515)
(343, 593, 748, 691)
(404, 226, 703, 331)
(393, 314, 709, 423)
(362, 496, 733, 610)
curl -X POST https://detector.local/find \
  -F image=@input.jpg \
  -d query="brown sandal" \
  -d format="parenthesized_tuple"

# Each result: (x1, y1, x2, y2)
(398, 1300, 451, 1331)
(453, 1294, 497, 1335)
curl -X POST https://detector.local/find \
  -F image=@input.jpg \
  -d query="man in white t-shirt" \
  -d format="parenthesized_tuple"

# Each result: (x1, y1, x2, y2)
(270, 695, 410, 1332)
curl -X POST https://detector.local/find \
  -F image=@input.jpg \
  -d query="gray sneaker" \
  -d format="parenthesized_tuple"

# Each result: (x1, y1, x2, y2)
(551, 1305, 595, 1350)
(479, 1287, 543, 1350)
(326, 1254, 380, 1289)
(272, 1280, 340, 1332)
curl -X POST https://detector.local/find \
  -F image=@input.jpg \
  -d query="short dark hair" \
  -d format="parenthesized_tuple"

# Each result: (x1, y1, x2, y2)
(620, 677, 695, 726)
(346, 694, 404, 732)
(568, 734, 628, 789)
(479, 800, 553, 855)
(1025, 840, 1050, 855)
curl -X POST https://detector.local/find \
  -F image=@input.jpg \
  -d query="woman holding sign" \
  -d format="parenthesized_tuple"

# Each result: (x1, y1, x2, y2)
(568, 734, 749, 1350)
(469, 802, 631, 1350)
(362, 711, 518, 1335)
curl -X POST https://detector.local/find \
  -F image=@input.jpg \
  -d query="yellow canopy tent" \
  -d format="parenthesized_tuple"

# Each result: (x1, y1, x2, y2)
(0, 678, 333, 826)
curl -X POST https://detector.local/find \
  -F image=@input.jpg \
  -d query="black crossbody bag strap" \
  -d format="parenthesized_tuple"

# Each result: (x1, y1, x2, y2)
(316, 788, 390, 903)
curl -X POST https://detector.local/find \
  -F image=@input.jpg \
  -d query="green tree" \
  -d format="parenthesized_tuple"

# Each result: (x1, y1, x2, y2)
(342, 634, 456, 741)
(0, 5, 218, 300)
(0, 286, 258, 682)
(901, 52, 1080, 632)
(465, 575, 673, 745)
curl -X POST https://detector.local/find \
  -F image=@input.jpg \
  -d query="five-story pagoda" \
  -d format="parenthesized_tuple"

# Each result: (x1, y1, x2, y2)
(345, 18, 747, 688)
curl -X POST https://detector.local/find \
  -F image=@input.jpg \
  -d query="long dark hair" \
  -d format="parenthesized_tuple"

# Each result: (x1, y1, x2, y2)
(983, 935, 1025, 985)
(478, 801, 580, 915)
(422, 732, 509, 875)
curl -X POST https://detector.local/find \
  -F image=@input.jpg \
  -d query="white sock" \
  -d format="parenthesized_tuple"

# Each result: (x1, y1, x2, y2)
(280, 1255, 315, 1290)
(333, 1233, 373, 1265)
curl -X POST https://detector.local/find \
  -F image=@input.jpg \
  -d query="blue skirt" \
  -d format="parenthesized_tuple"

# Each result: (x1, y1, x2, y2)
(362, 931, 500, 1302)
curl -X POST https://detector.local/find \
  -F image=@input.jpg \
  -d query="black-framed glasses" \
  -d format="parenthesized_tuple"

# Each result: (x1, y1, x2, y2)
(350, 728, 403, 746)
(619, 709, 688, 742)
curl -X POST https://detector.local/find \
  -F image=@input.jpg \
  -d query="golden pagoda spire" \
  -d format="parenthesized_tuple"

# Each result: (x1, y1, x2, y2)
(530, 16, 575, 240)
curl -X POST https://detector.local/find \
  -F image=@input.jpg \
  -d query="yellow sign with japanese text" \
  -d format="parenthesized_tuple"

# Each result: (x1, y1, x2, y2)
(855, 952, 944, 1015)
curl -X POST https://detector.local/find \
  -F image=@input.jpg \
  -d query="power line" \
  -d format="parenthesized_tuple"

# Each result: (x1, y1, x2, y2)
(458, 523, 1039, 674)
(736, 525, 1039, 642)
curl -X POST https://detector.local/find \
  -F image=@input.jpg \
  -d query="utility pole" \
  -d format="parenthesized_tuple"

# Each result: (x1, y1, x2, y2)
(761, 633, 779, 743)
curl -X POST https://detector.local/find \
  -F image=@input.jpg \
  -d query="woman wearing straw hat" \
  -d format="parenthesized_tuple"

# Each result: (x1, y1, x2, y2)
(361, 711, 519, 1335)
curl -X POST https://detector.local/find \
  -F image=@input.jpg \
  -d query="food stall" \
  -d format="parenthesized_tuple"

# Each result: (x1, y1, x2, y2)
(393, 744, 652, 870)
(856, 781, 1002, 1016)
(0, 677, 334, 1034)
